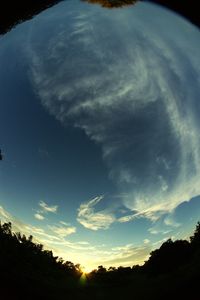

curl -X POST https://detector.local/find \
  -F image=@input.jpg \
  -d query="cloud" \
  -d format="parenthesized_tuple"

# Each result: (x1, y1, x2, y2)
(152, 238, 169, 247)
(143, 239, 150, 244)
(148, 222, 174, 236)
(164, 216, 181, 228)
(0, 205, 12, 221)
(34, 201, 58, 221)
(49, 223, 76, 237)
(0, 205, 89, 259)
(39, 201, 58, 213)
(0, 205, 59, 241)
(0, 204, 152, 271)
(98, 243, 151, 267)
(117, 204, 168, 223)
(34, 213, 45, 220)
(28, 1, 200, 222)
(77, 196, 115, 230)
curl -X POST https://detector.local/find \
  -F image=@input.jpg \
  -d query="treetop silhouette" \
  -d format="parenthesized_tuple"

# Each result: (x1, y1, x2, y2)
(1, 220, 200, 299)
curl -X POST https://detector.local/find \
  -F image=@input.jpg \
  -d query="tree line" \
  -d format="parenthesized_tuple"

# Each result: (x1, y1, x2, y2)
(81, 0, 138, 8)
(1, 220, 200, 299)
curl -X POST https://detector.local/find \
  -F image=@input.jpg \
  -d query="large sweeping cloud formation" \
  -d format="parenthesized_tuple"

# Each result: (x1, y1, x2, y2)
(28, 0, 200, 222)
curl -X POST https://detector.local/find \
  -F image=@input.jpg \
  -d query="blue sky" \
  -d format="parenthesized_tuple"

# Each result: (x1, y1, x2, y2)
(0, 0, 200, 271)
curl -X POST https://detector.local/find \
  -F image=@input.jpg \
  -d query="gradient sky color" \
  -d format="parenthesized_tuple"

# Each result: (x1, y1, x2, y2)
(0, 0, 200, 271)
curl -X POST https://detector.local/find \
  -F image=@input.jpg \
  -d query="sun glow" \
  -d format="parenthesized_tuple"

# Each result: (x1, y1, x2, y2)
(79, 269, 88, 286)
(80, 266, 89, 275)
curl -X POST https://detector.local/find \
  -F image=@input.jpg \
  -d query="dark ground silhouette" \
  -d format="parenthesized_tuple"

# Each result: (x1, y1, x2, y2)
(0, 220, 200, 299)
(0, 0, 199, 35)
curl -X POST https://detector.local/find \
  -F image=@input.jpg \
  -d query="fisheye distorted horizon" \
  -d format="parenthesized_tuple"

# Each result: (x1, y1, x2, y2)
(0, 0, 200, 271)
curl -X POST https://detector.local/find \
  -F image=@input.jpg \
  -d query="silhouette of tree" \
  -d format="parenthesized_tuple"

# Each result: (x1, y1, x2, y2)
(190, 221, 200, 247)
(144, 238, 191, 274)
(97, 265, 107, 273)
(82, 0, 138, 8)
(1, 220, 200, 299)
(0, 221, 12, 234)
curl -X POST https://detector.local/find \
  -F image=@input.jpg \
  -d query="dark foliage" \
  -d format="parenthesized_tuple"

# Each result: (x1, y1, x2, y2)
(0, 221, 82, 299)
(144, 238, 192, 274)
(82, 0, 138, 8)
(1, 220, 200, 299)
(84, 0, 199, 27)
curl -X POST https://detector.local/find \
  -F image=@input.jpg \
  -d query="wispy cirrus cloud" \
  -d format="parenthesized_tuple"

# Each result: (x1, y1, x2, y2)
(77, 196, 115, 230)
(76, 193, 199, 233)
(34, 201, 58, 221)
(117, 203, 169, 223)
(49, 222, 76, 237)
(143, 239, 150, 244)
(0, 205, 59, 241)
(0, 205, 12, 220)
(39, 201, 58, 213)
(0, 205, 89, 262)
(0, 204, 150, 271)
(28, 1, 200, 223)
(95, 243, 151, 268)
(34, 213, 45, 220)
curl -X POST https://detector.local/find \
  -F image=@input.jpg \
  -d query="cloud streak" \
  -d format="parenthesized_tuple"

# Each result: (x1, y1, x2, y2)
(49, 223, 76, 237)
(90, 243, 151, 268)
(34, 201, 58, 221)
(0, 204, 151, 271)
(34, 213, 45, 220)
(77, 196, 115, 230)
(39, 201, 58, 213)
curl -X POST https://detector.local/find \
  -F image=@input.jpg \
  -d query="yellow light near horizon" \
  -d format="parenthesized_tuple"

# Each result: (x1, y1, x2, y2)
(79, 272, 87, 286)
(80, 265, 91, 274)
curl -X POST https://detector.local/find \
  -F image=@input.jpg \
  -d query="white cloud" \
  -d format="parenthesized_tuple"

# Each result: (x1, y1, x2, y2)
(0, 205, 59, 242)
(164, 216, 181, 228)
(77, 196, 115, 230)
(0, 205, 89, 254)
(117, 203, 168, 224)
(28, 1, 200, 224)
(97, 243, 151, 268)
(0, 205, 12, 221)
(148, 228, 159, 235)
(143, 239, 150, 244)
(0, 204, 150, 271)
(39, 201, 58, 213)
(34, 213, 45, 220)
(59, 221, 70, 226)
(152, 238, 169, 247)
(148, 225, 173, 236)
(49, 224, 76, 237)
(33, 201, 58, 221)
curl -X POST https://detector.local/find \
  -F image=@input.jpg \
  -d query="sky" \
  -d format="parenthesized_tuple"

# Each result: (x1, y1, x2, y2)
(0, 0, 200, 272)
